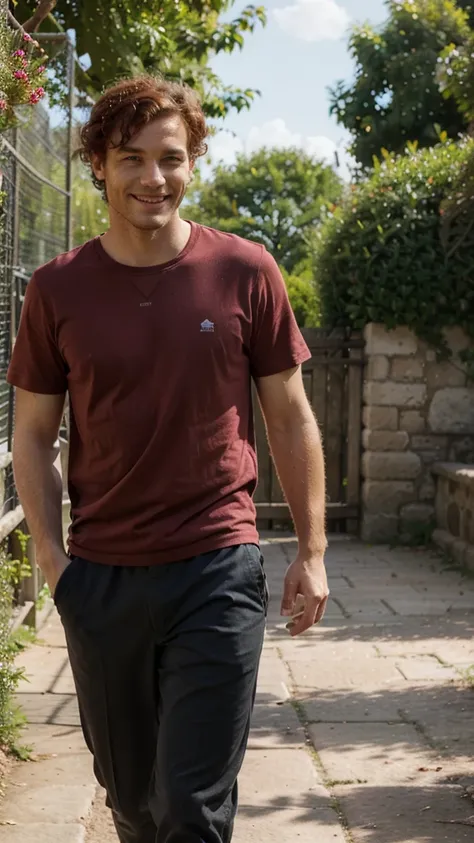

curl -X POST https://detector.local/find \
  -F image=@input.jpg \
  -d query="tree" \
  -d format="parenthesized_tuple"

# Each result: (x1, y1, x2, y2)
(437, 32, 474, 257)
(329, 0, 472, 169)
(72, 167, 108, 246)
(13, 0, 266, 118)
(185, 148, 341, 273)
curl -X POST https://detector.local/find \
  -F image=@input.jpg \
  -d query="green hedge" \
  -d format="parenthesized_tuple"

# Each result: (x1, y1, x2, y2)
(280, 266, 321, 328)
(314, 139, 474, 358)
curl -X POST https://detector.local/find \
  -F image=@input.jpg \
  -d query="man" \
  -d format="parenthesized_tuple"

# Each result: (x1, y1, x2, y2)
(7, 76, 328, 843)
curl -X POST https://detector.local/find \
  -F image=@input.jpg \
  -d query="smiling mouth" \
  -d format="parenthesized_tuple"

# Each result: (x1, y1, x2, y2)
(131, 195, 170, 205)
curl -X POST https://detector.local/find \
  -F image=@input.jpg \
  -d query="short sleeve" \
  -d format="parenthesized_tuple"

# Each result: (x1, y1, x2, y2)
(7, 273, 68, 394)
(250, 247, 312, 378)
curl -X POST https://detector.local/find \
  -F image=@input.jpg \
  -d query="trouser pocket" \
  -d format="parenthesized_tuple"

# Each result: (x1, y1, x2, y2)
(243, 543, 269, 615)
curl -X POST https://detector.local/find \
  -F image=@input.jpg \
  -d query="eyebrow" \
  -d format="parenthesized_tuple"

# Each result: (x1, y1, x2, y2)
(118, 145, 186, 156)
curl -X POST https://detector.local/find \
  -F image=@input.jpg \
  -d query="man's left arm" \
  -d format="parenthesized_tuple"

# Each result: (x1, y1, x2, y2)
(255, 365, 329, 636)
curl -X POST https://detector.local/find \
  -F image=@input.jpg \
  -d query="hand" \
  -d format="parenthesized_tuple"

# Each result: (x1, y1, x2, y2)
(37, 549, 71, 598)
(281, 551, 329, 636)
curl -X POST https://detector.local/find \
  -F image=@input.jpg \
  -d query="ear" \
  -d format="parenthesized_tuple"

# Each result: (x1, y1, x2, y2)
(91, 153, 106, 183)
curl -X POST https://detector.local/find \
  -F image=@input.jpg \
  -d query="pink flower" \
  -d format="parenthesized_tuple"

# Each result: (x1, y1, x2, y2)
(23, 33, 33, 42)
(14, 70, 28, 81)
(37, 65, 45, 74)
(0, 100, 7, 111)
(30, 86, 45, 104)
(13, 49, 26, 57)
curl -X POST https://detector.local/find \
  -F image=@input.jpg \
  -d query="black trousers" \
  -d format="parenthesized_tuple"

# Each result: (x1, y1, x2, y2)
(54, 543, 268, 843)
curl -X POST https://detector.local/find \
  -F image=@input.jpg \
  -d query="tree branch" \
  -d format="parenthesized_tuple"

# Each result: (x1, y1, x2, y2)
(22, 0, 57, 32)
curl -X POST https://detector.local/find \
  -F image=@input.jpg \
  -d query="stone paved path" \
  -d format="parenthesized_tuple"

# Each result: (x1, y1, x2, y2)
(1, 536, 474, 842)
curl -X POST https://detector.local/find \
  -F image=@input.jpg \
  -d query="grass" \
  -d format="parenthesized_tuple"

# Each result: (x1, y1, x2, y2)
(462, 665, 474, 686)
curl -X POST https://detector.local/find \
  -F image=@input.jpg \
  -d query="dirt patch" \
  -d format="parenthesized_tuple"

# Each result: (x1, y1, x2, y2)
(85, 788, 118, 842)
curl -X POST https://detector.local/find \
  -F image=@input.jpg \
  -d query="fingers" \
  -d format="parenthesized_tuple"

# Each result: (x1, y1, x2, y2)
(280, 573, 298, 617)
(289, 593, 329, 637)
(315, 593, 329, 624)
(289, 597, 319, 636)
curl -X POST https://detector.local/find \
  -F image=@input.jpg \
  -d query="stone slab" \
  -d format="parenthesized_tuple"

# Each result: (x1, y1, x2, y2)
(362, 430, 409, 451)
(0, 784, 95, 824)
(391, 357, 425, 381)
(233, 807, 347, 842)
(308, 722, 440, 785)
(334, 782, 472, 843)
(364, 324, 418, 356)
(237, 748, 327, 808)
(278, 639, 378, 664)
(362, 451, 422, 480)
(331, 598, 396, 618)
(15, 692, 80, 728)
(395, 658, 462, 682)
(36, 614, 67, 648)
(0, 824, 86, 843)
(255, 652, 291, 699)
(248, 702, 306, 748)
(300, 692, 403, 724)
(364, 381, 427, 408)
(375, 638, 474, 660)
(429, 388, 474, 434)
(362, 480, 416, 514)
(15, 647, 70, 695)
(289, 656, 403, 690)
(14, 723, 90, 757)
(400, 410, 426, 433)
(381, 598, 456, 616)
(50, 662, 76, 695)
(7, 747, 93, 789)
(84, 792, 347, 843)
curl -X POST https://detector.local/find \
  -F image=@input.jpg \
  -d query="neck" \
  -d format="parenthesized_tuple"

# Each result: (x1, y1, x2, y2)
(100, 213, 191, 267)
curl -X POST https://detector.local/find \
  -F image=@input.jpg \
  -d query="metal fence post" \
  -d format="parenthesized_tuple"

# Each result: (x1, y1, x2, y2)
(65, 37, 75, 251)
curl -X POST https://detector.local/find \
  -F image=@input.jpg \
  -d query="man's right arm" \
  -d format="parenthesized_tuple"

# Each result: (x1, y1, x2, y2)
(13, 388, 70, 595)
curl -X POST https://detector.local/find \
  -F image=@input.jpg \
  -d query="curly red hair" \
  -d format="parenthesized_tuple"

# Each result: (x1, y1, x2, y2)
(79, 75, 209, 194)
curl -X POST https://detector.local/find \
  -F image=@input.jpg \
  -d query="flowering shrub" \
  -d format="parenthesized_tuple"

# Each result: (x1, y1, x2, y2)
(0, 21, 48, 130)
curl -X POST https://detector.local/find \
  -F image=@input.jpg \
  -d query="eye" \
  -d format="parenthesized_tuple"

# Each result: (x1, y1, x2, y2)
(124, 155, 141, 162)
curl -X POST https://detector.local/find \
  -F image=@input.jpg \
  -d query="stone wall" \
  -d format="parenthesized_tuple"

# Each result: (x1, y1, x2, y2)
(361, 324, 474, 542)
(432, 463, 474, 572)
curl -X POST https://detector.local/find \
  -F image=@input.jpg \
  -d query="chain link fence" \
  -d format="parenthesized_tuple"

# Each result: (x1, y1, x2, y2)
(0, 32, 74, 512)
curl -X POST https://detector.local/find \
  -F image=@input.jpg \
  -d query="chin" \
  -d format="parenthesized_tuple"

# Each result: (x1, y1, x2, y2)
(132, 214, 170, 231)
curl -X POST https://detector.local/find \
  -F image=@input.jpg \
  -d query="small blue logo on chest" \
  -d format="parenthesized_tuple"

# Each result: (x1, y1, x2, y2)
(200, 319, 215, 333)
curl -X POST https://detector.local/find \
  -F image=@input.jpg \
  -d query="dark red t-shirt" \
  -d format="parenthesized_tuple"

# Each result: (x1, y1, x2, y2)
(7, 222, 311, 565)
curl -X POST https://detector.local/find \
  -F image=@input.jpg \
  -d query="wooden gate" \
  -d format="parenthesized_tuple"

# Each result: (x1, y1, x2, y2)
(253, 329, 364, 533)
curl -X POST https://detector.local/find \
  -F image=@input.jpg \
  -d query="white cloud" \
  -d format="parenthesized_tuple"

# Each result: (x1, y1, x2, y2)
(245, 119, 340, 168)
(246, 119, 299, 152)
(207, 131, 243, 166)
(205, 120, 353, 180)
(273, 0, 350, 42)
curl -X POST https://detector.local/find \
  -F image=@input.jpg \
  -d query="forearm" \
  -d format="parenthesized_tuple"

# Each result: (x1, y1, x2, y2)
(12, 435, 65, 570)
(267, 409, 327, 555)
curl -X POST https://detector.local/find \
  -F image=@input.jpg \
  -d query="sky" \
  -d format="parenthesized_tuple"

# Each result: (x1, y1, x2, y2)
(205, 0, 388, 178)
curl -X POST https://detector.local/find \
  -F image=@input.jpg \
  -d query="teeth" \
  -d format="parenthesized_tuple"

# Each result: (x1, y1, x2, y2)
(135, 196, 166, 204)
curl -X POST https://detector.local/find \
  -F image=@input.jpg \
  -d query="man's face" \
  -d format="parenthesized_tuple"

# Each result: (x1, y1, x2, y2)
(93, 114, 194, 232)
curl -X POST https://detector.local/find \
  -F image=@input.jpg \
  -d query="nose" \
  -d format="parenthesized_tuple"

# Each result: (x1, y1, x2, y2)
(140, 161, 166, 189)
